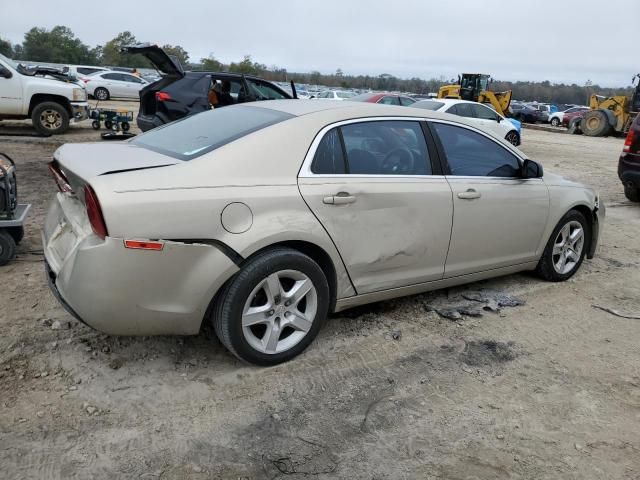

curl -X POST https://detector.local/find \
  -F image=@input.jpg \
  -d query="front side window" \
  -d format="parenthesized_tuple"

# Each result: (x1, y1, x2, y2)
(432, 123, 520, 177)
(379, 96, 398, 105)
(472, 104, 499, 121)
(247, 79, 288, 100)
(340, 121, 431, 175)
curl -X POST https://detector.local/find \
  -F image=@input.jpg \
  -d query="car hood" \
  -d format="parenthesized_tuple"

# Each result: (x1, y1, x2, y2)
(54, 142, 178, 181)
(121, 43, 184, 76)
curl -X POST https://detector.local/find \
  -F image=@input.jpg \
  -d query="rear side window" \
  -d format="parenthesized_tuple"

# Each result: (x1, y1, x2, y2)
(131, 105, 294, 160)
(400, 97, 416, 106)
(448, 103, 474, 118)
(311, 128, 345, 174)
(414, 100, 444, 110)
(432, 123, 520, 177)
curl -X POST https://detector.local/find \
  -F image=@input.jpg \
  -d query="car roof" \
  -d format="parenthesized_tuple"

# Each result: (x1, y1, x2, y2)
(232, 99, 477, 126)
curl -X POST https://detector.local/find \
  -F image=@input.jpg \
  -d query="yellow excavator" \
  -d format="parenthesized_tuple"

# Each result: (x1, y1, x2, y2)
(579, 74, 640, 136)
(437, 73, 512, 117)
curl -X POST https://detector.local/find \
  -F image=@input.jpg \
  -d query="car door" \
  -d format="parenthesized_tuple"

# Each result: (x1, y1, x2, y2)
(100, 73, 124, 97)
(120, 74, 145, 98)
(470, 103, 508, 139)
(0, 61, 23, 114)
(298, 119, 454, 294)
(429, 121, 549, 277)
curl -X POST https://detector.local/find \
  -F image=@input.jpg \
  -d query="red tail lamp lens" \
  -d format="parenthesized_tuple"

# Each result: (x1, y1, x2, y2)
(84, 185, 108, 240)
(155, 91, 172, 102)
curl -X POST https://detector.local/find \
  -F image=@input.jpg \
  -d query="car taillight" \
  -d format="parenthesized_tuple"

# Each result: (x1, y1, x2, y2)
(155, 91, 171, 102)
(623, 127, 638, 154)
(48, 162, 73, 193)
(84, 185, 108, 240)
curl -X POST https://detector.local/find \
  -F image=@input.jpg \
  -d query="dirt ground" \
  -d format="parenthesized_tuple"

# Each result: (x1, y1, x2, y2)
(1, 108, 639, 480)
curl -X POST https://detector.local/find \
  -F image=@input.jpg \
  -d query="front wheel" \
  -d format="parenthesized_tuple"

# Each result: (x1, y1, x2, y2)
(31, 102, 70, 135)
(550, 117, 560, 127)
(0, 230, 16, 266)
(212, 248, 330, 365)
(535, 210, 589, 282)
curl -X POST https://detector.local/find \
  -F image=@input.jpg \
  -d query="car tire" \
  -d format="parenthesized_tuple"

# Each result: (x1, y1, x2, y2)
(624, 185, 640, 202)
(0, 230, 16, 266)
(550, 118, 560, 127)
(31, 102, 69, 135)
(505, 131, 520, 146)
(581, 110, 611, 137)
(94, 87, 110, 101)
(8, 226, 24, 245)
(212, 247, 330, 366)
(535, 210, 589, 282)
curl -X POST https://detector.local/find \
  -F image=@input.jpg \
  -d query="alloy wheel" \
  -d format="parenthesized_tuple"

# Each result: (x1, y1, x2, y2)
(40, 110, 62, 130)
(552, 220, 584, 274)
(241, 269, 318, 354)
(506, 131, 519, 145)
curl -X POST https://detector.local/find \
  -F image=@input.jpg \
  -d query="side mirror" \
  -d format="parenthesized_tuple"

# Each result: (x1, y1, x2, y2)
(496, 116, 502, 123)
(0, 67, 12, 79)
(522, 159, 543, 178)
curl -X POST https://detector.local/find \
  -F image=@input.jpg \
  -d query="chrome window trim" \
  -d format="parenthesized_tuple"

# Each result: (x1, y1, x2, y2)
(299, 116, 527, 179)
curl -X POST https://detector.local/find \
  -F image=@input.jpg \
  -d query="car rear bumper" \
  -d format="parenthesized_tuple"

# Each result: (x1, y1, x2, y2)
(618, 154, 640, 187)
(43, 193, 239, 335)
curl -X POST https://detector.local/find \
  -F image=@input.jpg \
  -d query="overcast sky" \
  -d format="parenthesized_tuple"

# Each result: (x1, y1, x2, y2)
(1, 0, 637, 87)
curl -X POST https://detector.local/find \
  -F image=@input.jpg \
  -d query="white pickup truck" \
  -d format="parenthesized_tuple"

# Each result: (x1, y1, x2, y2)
(0, 53, 89, 135)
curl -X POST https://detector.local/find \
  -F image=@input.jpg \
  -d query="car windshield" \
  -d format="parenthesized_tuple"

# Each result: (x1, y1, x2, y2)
(413, 101, 445, 110)
(131, 105, 294, 160)
(0, 52, 19, 70)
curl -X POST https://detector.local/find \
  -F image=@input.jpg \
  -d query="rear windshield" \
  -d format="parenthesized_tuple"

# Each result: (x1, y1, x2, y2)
(131, 105, 294, 160)
(413, 101, 445, 110)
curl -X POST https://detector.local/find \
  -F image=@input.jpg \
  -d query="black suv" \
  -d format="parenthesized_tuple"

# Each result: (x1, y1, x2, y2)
(619, 113, 640, 202)
(123, 45, 293, 131)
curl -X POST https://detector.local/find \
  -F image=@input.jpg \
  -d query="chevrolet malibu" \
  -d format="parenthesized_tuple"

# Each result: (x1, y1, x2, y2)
(43, 100, 604, 365)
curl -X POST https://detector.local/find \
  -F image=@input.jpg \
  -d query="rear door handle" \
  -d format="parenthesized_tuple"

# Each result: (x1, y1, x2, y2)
(457, 189, 481, 200)
(323, 192, 356, 205)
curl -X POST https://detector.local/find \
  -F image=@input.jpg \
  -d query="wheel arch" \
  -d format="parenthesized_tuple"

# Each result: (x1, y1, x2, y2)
(28, 94, 72, 116)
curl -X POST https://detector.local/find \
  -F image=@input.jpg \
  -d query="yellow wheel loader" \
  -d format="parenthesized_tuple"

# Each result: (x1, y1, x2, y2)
(437, 73, 512, 117)
(580, 74, 640, 137)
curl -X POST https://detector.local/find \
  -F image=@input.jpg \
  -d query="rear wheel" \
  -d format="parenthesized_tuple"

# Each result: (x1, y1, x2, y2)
(581, 110, 611, 137)
(535, 210, 588, 282)
(624, 185, 640, 202)
(213, 247, 329, 365)
(0, 230, 16, 266)
(94, 87, 110, 101)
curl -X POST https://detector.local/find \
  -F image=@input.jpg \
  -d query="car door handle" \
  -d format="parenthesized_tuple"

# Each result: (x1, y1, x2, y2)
(457, 189, 481, 200)
(323, 192, 356, 205)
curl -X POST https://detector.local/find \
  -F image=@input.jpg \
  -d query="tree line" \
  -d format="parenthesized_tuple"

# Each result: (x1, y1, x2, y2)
(1, 26, 634, 105)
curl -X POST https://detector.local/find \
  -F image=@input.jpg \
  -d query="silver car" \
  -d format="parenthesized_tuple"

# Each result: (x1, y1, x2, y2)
(43, 101, 604, 365)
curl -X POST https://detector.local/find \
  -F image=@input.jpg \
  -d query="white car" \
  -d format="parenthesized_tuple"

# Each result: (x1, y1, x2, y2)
(63, 65, 109, 81)
(548, 106, 590, 127)
(84, 71, 148, 101)
(315, 90, 355, 100)
(411, 98, 521, 146)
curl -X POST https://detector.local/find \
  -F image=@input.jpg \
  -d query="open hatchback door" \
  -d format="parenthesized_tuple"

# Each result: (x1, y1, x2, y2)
(121, 43, 184, 77)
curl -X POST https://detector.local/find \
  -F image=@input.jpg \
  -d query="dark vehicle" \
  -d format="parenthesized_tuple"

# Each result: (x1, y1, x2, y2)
(562, 108, 590, 128)
(350, 92, 416, 106)
(513, 105, 543, 123)
(619, 113, 640, 202)
(122, 44, 293, 131)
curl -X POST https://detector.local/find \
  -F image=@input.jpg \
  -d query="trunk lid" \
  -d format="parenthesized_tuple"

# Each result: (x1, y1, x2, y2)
(121, 43, 184, 77)
(53, 143, 178, 193)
